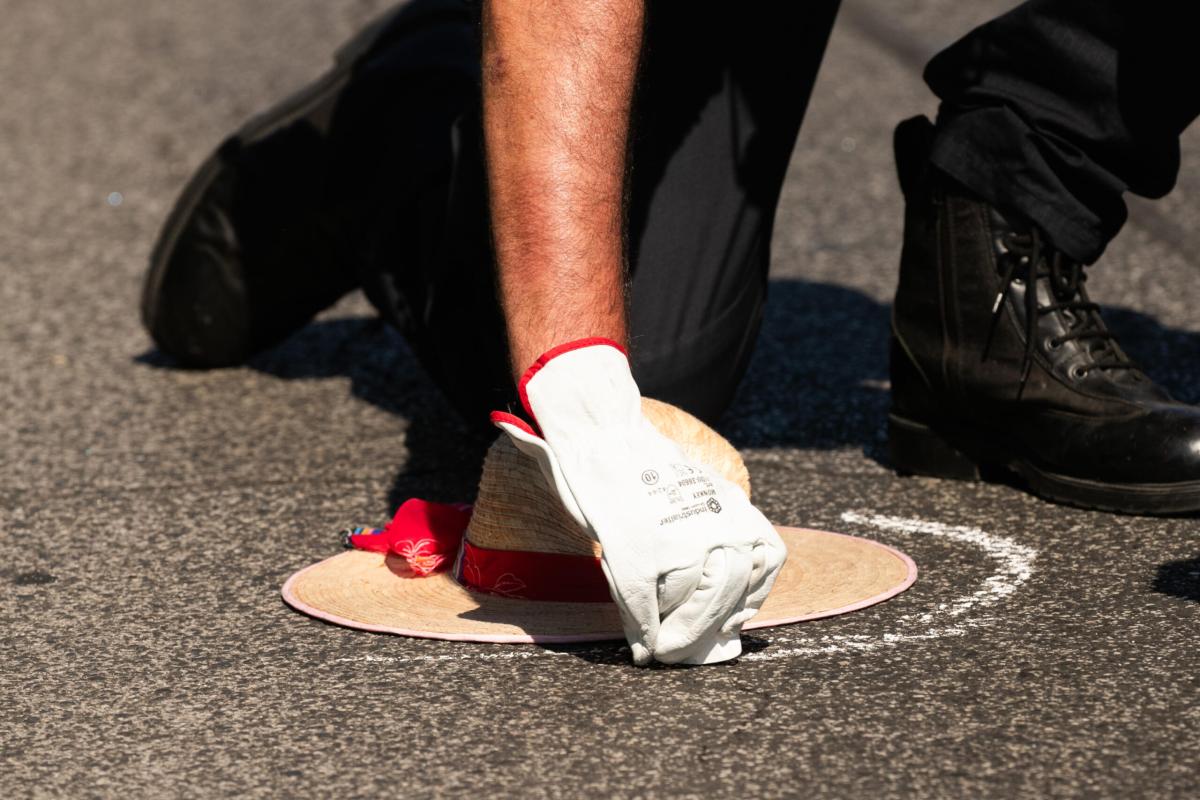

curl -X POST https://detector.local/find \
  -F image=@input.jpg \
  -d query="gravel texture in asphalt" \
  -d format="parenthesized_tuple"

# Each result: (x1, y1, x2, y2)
(2, 1, 1199, 797)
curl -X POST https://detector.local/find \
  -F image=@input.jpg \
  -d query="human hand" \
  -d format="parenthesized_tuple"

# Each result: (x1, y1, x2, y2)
(492, 339, 786, 665)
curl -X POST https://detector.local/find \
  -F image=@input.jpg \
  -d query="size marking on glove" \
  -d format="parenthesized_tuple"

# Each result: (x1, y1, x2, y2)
(641, 469, 660, 485)
(645, 485, 687, 505)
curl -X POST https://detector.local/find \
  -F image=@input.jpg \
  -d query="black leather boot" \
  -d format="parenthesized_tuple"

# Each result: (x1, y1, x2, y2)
(889, 115, 1200, 514)
(141, 0, 474, 367)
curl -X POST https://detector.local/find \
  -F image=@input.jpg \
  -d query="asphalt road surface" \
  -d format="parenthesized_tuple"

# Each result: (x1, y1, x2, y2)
(3, 1, 1199, 797)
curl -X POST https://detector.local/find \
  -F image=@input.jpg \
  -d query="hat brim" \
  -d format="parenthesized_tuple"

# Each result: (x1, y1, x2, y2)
(281, 526, 916, 644)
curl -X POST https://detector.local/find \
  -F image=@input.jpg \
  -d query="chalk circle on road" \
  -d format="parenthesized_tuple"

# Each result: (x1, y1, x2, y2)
(281, 526, 917, 644)
(737, 512, 1041, 663)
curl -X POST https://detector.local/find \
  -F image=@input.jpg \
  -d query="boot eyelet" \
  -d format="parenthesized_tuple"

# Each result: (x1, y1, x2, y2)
(1068, 365, 1087, 380)
(1044, 336, 1062, 352)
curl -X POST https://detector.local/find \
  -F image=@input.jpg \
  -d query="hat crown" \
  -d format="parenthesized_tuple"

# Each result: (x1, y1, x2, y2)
(467, 399, 751, 557)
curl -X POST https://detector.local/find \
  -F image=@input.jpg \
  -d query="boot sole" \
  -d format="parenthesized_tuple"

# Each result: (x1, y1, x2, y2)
(141, 4, 444, 363)
(141, 34, 372, 362)
(889, 412, 1200, 515)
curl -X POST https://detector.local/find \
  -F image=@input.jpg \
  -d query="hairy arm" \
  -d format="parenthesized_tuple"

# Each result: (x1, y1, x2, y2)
(481, 0, 645, 377)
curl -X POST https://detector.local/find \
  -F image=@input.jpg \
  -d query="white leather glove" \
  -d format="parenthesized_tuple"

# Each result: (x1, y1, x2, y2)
(491, 339, 786, 665)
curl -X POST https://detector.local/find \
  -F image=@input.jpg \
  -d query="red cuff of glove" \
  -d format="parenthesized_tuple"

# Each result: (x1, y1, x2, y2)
(490, 337, 629, 434)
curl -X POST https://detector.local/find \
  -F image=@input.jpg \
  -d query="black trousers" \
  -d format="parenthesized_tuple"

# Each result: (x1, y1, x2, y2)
(333, 0, 840, 428)
(339, 0, 1193, 428)
(926, 0, 1200, 264)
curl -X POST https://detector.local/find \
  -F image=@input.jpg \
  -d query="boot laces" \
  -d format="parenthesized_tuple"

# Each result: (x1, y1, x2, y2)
(983, 228, 1136, 397)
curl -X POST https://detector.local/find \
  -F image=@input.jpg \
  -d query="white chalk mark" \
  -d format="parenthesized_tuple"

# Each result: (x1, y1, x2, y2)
(839, 511, 1036, 617)
(330, 511, 1038, 668)
(336, 652, 544, 665)
(741, 511, 1037, 662)
(333, 644, 624, 667)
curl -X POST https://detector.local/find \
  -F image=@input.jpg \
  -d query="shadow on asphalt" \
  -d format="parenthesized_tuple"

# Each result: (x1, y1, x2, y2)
(137, 315, 488, 514)
(136, 277, 1200, 509)
(136, 278, 896, 500)
(534, 632, 773, 667)
(716, 279, 891, 462)
(1101, 308, 1200, 405)
(1153, 557, 1200, 603)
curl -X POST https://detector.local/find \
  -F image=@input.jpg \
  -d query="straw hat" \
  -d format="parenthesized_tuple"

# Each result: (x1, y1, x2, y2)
(282, 399, 916, 643)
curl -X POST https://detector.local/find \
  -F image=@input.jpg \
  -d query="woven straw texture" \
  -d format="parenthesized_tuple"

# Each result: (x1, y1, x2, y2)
(283, 526, 915, 642)
(282, 398, 917, 642)
(467, 398, 750, 557)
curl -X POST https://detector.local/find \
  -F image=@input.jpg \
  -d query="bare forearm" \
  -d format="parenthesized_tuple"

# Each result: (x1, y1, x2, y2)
(482, 0, 644, 377)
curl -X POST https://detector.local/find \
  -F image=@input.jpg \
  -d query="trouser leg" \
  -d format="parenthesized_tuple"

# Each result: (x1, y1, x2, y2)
(624, 1, 840, 422)
(924, 0, 1200, 263)
(358, 1, 840, 428)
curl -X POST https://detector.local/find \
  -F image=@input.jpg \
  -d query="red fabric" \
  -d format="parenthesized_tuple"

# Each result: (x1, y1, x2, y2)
(457, 540, 611, 602)
(348, 499, 472, 576)
(346, 529, 391, 554)
(348, 498, 612, 602)
(516, 337, 628, 422)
